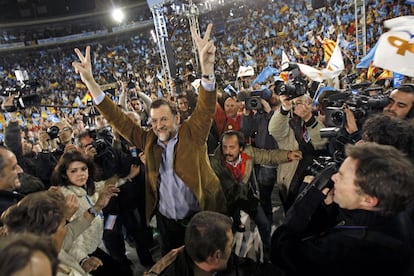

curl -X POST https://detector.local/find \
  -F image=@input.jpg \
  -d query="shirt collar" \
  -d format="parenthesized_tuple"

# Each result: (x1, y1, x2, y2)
(225, 154, 242, 167)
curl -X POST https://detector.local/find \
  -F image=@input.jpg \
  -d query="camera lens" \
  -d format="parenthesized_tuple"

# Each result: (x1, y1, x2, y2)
(331, 110, 344, 127)
(250, 99, 259, 108)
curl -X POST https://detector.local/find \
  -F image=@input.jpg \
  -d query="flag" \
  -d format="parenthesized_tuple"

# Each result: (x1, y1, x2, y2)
(296, 39, 344, 82)
(322, 38, 336, 62)
(356, 41, 379, 68)
(297, 64, 325, 82)
(74, 96, 84, 107)
(82, 92, 92, 105)
(367, 62, 376, 80)
(47, 107, 56, 114)
(0, 113, 5, 125)
(281, 50, 290, 65)
(75, 80, 86, 89)
(224, 84, 238, 96)
(252, 66, 279, 85)
(376, 70, 393, 80)
(237, 66, 255, 78)
(279, 5, 289, 14)
(279, 72, 289, 83)
(373, 16, 414, 77)
(322, 40, 344, 78)
(393, 72, 406, 88)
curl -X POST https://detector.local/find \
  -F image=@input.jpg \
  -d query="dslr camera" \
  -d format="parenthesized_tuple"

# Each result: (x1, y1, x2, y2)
(244, 88, 272, 110)
(92, 138, 108, 154)
(46, 126, 60, 140)
(274, 63, 307, 100)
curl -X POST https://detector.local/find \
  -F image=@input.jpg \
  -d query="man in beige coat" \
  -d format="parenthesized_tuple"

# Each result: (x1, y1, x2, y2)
(72, 24, 226, 255)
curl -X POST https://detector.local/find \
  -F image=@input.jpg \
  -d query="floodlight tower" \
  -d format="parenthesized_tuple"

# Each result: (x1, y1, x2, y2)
(147, 0, 174, 95)
(183, 0, 201, 71)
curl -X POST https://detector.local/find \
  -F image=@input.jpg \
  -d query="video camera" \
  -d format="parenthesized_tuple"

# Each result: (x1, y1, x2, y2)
(322, 90, 390, 129)
(274, 63, 308, 100)
(1, 77, 40, 112)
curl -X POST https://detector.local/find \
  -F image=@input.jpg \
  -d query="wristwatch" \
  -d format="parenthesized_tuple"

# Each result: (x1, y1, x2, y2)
(201, 73, 215, 81)
(87, 207, 100, 217)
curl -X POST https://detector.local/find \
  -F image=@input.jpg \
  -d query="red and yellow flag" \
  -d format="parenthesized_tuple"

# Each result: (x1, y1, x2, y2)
(322, 38, 336, 62)
(82, 92, 92, 105)
(376, 70, 393, 80)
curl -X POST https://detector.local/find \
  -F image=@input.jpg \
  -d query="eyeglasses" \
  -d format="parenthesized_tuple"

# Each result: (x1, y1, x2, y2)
(292, 100, 306, 107)
(61, 127, 72, 132)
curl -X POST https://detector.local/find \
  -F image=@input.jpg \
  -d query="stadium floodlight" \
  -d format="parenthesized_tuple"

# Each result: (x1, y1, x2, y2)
(111, 8, 125, 23)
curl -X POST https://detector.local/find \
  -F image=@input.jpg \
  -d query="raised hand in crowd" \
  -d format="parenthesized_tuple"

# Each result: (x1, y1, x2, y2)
(190, 23, 215, 76)
(95, 184, 119, 212)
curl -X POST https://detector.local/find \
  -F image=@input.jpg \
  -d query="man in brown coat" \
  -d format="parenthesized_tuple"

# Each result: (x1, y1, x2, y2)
(72, 23, 226, 255)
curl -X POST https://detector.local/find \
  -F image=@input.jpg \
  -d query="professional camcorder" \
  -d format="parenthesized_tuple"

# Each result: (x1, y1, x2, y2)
(274, 63, 308, 100)
(1, 81, 41, 113)
(322, 90, 390, 129)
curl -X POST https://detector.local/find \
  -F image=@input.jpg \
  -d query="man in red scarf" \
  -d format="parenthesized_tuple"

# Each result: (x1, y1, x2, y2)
(209, 130, 302, 260)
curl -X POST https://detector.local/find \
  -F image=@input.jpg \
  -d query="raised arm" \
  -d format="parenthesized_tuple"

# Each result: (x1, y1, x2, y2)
(190, 23, 216, 81)
(72, 46, 104, 99)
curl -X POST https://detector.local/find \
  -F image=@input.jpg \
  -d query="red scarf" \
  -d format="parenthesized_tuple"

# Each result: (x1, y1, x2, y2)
(225, 152, 250, 183)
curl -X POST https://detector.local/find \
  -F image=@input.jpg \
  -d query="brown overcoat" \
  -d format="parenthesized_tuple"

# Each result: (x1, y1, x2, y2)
(96, 86, 226, 224)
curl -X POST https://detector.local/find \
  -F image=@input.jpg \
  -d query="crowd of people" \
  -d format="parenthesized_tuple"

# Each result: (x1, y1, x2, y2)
(0, 0, 414, 275)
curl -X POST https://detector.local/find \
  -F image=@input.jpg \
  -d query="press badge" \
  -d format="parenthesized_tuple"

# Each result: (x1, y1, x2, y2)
(104, 215, 117, 230)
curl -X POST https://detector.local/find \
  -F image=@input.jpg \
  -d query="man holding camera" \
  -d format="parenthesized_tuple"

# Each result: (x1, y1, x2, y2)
(268, 94, 328, 212)
(241, 87, 281, 224)
(270, 143, 414, 275)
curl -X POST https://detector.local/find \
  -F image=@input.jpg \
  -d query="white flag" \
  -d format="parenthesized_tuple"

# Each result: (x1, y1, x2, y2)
(322, 41, 344, 79)
(373, 16, 414, 77)
(237, 66, 255, 78)
(282, 50, 290, 64)
(297, 63, 324, 82)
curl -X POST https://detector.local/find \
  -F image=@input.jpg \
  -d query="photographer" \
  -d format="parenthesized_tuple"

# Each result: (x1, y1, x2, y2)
(316, 89, 362, 156)
(241, 87, 281, 223)
(268, 94, 328, 212)
(77, 128, 138, 272)
(270, 143, 414, 276)
(118, 80, 152, 128)
(35, 121, 76, 188)
(320, 83, 414, 153)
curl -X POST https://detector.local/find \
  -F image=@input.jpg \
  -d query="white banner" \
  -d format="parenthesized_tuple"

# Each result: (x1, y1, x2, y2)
(373, 16, 414, 77)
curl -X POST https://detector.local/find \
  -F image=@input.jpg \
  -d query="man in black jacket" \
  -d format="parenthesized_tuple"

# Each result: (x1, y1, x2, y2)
(145, 211, 279, 276)
(271, 143, 414, 276)
(0, 146, 24, 218)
